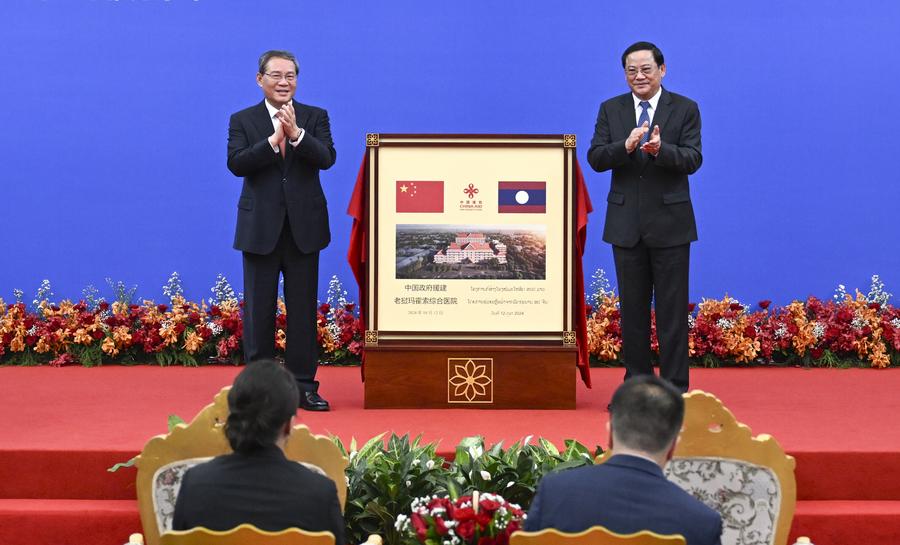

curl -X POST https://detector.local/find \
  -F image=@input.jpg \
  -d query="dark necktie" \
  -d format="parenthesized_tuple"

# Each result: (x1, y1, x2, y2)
(638, 101, 651, 154)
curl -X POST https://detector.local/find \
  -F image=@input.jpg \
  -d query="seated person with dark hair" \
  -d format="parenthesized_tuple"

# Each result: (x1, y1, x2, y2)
(172, 360, 345, 543)
(525, 375, 722, 545)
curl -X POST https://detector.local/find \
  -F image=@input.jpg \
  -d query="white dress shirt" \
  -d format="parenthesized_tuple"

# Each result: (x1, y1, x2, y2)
(632, 87, 662, 126)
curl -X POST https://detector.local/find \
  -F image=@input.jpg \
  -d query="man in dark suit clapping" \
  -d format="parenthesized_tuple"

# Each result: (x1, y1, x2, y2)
(227, 50, 336, 411)
(588, 42, 702, 392)
(525, 376, 722, 545)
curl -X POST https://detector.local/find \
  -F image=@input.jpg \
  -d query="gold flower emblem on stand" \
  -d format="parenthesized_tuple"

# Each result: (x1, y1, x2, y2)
(448, 358, 493, 403)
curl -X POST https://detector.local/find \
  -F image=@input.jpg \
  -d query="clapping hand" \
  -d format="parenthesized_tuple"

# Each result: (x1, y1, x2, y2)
(640, 125, 661, 156)
(276, 102, 301, 141)
(626, 121, 650, 153)
(268, 118, 285, 150)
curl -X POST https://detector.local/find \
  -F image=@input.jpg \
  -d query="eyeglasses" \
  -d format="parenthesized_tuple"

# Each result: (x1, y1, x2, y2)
(264, 72, 297, 83)
(625, 66, 656, 78)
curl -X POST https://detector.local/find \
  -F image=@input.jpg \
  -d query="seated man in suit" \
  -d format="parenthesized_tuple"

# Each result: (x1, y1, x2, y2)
(524, 375, 721, 545)
(172, 360, 345, 543)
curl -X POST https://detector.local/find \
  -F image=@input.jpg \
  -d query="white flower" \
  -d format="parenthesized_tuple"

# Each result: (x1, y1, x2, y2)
(468, 445, 483, 459)
(425, 459, 435, 470)
(207, 322, 223, 336)
(506, 481, 514, 488)
(811, 321, 825, 340)
(411, 458, 420, 466)
(394, 514, 410, 532)
(716, 317, 734, 330)
(774, 325, 788, 339)
(480, 470, 492, 481)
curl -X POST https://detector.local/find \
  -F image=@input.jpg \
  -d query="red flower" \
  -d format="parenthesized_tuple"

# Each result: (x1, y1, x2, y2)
(98, 301, 110, 311)
(411, 513, 428, 542)
(455, 507, 475, 521)
(456, 520, 475, 540)
(758, 300, 771, 310)
(434, 517, 449, 536)
(743, 325, 757, 339)
(687, 303, 696, 312)
(157, 304, 168, 313)
(729, 303, 743, 311)
(868, 302, 881, 310)
(479, 498, 501, 513)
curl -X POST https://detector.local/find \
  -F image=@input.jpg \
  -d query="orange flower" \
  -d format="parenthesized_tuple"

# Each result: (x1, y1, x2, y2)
(102, 337, 119, 357)
(183, 331, 204, 354)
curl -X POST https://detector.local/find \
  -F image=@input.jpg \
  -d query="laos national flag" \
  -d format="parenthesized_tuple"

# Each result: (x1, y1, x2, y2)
(498, 181, 546, 213)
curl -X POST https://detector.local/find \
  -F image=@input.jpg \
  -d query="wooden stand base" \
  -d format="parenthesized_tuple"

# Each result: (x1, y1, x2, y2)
(364, 345, 576, 409)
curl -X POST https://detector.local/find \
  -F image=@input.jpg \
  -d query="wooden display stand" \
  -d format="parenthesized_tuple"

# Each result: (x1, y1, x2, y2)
(364, 344, 576, 409)
(360, 134, 580, 409)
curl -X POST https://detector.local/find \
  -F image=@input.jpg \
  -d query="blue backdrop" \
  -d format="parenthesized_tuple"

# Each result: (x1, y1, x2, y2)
(2, 0, 898, 307)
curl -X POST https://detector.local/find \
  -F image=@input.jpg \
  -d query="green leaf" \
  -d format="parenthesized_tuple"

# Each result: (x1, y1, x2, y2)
(167, 414, 185, 432)
(538, 437, 559, 455)
(107, 456, 136, 472)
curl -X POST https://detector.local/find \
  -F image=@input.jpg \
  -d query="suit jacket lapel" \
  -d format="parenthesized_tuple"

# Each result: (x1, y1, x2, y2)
(616, 94, 645, 167)
(251, 101, 285, 170)
(651, 88, 673, 137)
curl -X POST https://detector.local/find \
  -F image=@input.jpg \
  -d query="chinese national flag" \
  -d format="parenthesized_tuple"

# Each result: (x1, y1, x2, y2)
(396, 181, 444, 213)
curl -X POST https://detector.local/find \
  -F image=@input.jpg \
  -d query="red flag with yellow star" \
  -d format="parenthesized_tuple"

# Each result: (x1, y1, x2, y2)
(396, 181, 444, 213)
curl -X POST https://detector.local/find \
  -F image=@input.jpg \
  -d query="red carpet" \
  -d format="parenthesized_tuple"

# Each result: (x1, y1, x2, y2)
(1, 366, 899, 544)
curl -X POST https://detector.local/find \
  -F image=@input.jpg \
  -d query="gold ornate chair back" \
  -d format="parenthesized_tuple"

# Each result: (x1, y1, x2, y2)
(599, 390, 796, 545)
(135, 387, 348, 545)
(511, 526, 686, 545)
(159, 524, 334, 545)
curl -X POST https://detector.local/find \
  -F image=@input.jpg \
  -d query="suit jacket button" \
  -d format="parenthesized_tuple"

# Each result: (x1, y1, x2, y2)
(282, 177, 287, 183)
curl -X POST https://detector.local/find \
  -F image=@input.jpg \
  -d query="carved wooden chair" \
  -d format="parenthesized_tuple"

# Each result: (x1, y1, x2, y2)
(159, 524, 335, 545)
(134, 387, 349, 545)
(511, 526, 686, 545)
(601, 390, 798, 545)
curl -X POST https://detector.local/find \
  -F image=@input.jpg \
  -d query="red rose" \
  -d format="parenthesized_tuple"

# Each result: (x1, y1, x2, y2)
(455, 507, 475, 521)
(687, 303, 696, 313)
(157, 304, 168, 313)
(410, 513, 428, 542)
(811, 347, 824, 360)
(476, 511, 492, 530)
(434, 517, 449, 536)
(743, 325, 756, 339)
(868, 303, 881, 310)
(98, 301, 110, 311)
(456, 520, 475, 540)
(729, 303, 743, 311)
(758, 300, 771, 309)
(91, 329, 104, 340)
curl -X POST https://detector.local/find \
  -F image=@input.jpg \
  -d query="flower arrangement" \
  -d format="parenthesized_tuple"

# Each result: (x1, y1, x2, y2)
(586, 272, 899, 368)
(397, 492, 526, 545)
(0, 274, 361, 367)
(3, 270, 896, 368)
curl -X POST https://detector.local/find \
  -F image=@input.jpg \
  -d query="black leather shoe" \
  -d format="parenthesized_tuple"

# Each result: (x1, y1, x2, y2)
(299, 391, 330, 411)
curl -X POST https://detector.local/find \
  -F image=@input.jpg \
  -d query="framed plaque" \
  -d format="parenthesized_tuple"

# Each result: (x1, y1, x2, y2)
(362, 134, 578, 408)
(366, 134, 575, 343)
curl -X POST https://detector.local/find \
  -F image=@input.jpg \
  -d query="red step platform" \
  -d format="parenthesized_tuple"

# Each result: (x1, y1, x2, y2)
(1, 365, 899, 545)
